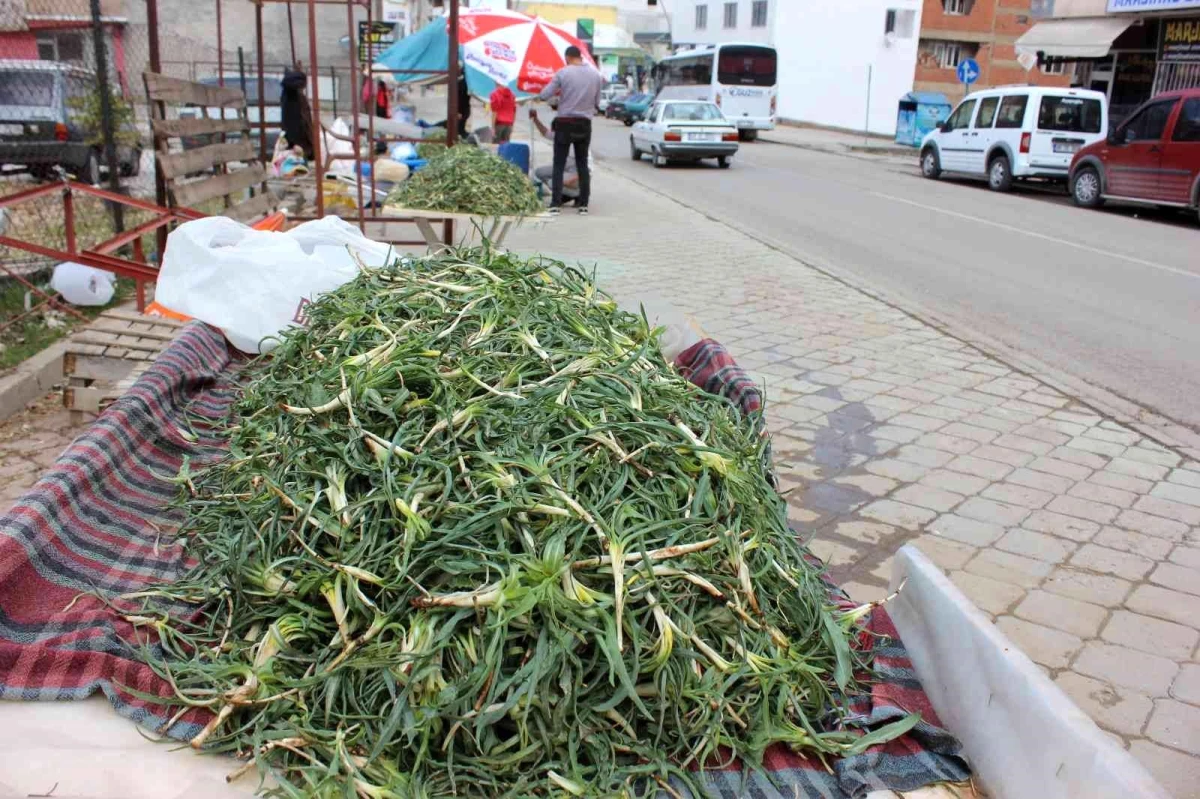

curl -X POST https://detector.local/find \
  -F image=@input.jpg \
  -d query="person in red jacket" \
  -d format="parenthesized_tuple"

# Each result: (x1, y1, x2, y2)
(489, 84, 516, 143)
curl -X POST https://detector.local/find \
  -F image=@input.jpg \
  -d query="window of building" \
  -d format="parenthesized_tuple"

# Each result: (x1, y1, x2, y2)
(1173, 98, 1200, 142)
(995, 95, 1029, 128)
(723, 2, 737, 29)
(943, 0, 970, 15)
(1041, 60, 1065, 75)
(695, 4, 707, 30)
(885, 8, 916, 38)
(751, 0, 767, 27)
(933, 41, 964, 68)
(974, 96, 999, 127)
(35, 32, 85, 63)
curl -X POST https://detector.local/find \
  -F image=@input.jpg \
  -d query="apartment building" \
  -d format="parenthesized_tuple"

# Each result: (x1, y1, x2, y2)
(915, 0, 1071, 97)
(670, 0, 775, 47)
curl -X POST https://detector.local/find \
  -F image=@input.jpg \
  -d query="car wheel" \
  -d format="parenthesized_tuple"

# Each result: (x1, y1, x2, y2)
(920, 148, 941, 180)
(630, 137, 641, 161)
(121, 149, 142, 177)
(624, 118, 634, 127)
(717, 156, 730, 169)
(653, 148, 667, 169)
(1070, 166, 1103, 208)
(987, 154, 1013, 192)
(80, 152, 101, 185)
(738, 129, 758, 142)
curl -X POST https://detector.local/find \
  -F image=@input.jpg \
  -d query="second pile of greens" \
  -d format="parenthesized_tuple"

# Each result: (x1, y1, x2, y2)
(135, 248, 917, 797)
(389, 144, 541, 217)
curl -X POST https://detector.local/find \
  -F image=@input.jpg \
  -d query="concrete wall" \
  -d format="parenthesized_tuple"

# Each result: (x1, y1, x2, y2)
(774, 0, 922, 135)
(670, 0, 775, 47)
(516, 1, 618, 25)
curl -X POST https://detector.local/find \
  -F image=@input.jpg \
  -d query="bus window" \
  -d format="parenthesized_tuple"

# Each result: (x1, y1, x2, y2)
(717, 46, 776, 87)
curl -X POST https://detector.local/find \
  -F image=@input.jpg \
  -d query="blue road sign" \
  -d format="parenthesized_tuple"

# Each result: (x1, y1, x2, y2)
(957, 58, 980, 86)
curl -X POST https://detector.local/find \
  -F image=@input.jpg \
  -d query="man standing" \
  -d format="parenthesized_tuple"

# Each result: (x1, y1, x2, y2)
(489, 83, 516, 144)
(529, 109, 585, 205)
(536, 46, 603, 214)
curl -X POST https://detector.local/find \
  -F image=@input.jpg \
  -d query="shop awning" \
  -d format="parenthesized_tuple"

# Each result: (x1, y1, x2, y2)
(1014, 17, 1134, 59)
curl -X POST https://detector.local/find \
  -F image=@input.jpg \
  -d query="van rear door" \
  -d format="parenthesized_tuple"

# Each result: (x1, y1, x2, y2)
(0, 71, 59, 142)
(1031, 94, 1104, 175)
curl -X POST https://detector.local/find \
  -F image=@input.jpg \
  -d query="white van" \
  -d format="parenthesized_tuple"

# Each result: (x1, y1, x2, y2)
(919, 86, 1108, 191)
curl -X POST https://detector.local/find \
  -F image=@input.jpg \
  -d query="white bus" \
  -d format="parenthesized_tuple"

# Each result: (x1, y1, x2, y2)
(653, 44, 777, 140)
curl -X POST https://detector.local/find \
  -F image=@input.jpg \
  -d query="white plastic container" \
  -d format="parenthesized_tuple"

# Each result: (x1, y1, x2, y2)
(50, 262, 116, 306)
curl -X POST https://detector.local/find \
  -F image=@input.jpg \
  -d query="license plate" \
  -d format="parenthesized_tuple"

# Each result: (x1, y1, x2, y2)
(685, 133, 718, 143)
(1053, 142, 1081, 154)
(0, 124, 22, 135)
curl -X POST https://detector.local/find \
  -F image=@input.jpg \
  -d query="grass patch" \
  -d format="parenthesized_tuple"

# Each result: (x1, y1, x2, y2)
(0, 276, 135, 371)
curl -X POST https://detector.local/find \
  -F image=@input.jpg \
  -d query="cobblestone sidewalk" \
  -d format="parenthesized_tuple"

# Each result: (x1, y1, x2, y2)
(1, 161, 1198, 795)
(503, 167, 1200, 797)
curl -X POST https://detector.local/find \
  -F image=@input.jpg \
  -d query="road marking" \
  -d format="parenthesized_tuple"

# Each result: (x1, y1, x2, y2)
(870, 191, 1199, 281)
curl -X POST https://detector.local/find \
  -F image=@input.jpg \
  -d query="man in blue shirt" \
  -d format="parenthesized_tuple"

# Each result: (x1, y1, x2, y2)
(536, 46, 604, 214)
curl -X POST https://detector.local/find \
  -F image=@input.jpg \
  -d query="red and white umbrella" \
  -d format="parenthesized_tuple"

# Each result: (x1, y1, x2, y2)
(456, 9, 596, 95)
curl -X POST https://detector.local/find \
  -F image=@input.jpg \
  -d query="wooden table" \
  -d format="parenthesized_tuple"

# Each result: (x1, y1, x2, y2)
(382, 205, 553, 250)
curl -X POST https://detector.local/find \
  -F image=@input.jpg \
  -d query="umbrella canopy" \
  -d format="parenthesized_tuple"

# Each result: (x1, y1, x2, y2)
(372, 10, 595, 99)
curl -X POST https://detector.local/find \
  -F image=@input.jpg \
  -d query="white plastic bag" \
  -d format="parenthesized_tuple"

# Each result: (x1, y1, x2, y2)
(322, 117, 356, 178)
(50, 261, 116, 306)
(156, 216, 394, 354)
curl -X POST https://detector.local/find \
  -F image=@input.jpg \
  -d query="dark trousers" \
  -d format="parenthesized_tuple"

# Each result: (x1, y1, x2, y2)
(551, 117, 591, 208)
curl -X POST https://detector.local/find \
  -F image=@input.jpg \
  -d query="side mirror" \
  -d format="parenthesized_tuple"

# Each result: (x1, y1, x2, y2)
(939, 120, 952, 133)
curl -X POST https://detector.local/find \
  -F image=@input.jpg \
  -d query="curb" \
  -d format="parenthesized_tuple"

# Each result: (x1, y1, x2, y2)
(759, 137, 916, 160)
(0, 339, 66, 423)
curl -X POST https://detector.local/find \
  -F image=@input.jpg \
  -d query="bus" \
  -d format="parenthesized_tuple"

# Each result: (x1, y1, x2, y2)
(653, 44, 777, 140)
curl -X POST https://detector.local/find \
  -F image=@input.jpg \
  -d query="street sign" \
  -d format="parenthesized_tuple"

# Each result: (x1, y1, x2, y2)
(358, 21, 398, 65)
(957, 58, 980, 86)
(577, 18, 595, 58)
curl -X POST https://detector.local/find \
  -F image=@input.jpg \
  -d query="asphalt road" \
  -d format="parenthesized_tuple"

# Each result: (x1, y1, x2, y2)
(584, 118, 1200, 434)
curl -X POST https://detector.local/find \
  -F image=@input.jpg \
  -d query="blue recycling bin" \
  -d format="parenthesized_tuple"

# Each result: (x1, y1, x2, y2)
(895, 92, 952, 148)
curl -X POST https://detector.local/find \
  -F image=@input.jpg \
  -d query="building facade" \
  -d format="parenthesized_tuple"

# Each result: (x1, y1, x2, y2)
(669, 0, 775, 47)
(914, 0, 1072, 98)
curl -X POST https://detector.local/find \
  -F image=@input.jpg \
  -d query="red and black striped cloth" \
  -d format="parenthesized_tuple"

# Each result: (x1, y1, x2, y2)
(0, 324, 969, 797)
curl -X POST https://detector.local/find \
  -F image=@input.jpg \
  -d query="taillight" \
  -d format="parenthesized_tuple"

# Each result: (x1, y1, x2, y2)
(54, 122, 68, 142)
(664, 129, 682, 142)
(1020, 132, 1031, 154)
(722, 132, 738, 142)
(715, 94, 722, 107)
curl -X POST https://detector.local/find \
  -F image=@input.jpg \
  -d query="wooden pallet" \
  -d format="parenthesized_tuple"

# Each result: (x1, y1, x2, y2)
(63, 310, 187, 421)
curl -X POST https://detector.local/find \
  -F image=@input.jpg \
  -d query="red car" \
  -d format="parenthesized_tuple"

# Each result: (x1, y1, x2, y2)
(1069, 88, 1200, 224)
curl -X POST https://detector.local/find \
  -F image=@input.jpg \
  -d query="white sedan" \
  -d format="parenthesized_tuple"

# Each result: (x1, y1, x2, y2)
(630, 100, 739, 169)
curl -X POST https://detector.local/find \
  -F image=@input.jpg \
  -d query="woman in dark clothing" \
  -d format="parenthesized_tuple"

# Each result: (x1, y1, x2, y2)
(456, 73, 471, 140)
(280, 68, 314, 160)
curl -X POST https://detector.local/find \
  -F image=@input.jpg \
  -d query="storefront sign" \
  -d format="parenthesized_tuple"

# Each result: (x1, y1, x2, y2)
(1160, 16, 1200, 61)
(1107, 0, 1200, 12)
(358, 21, 398, 65)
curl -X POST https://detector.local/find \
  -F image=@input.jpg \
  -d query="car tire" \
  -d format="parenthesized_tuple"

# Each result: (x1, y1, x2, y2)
(624, 119, 634, 127)
(80, 152, 101, 185)
(121, 149, 142, 178)
(630, 137, 641, 161)
(920, 148, 941, 180)
(738, 129, 757, 142)
(653, 148, 667, 169)
(1070, 166, 1104, 208)
(717, 156, 730, 169)
(987, 154, 1013, 192)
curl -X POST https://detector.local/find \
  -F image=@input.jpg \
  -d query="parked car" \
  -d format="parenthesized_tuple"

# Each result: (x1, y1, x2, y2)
(1068, 89, 1200, 224)
(630, 100, 738, 169)
(0, 59, 142, 182)
(920, 85, 1108, 191)
(598, 86, 628, 114)
(611, 93, 653, 126)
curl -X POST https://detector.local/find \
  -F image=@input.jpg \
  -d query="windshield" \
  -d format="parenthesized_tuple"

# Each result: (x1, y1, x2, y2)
(1037, 95, 1102, 134)
(663, 103, 723, 121)
(0, 73, 55, 106)
(717, 46, 776, 87)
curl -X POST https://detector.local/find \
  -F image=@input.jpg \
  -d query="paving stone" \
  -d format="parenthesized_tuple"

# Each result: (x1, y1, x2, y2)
(1042, 568, 1132, 607)
(906, 403, 968, 423)
(797, 394, 848, 413)
(1124, 446, 1183, 469)
(946, 454, 1014, 481)
(786, 503, 824, 528)
(1088, 470, 1154, 495)
(1014, 423, 1072, 447)
(808, 538, 864, 569)
(961, 413, 1021, 435)
(863, 458, 929, 482)
(0, 459, 35, 481)
(1068, 481, 1138, 509)
(831, 473, 898, 497)
(982, 482, 1054, 510)
(914, 432, 979, 455)
(1167, 469, 1200, 489)
(889, 386, 942, 404)
(1054, 672, 1153, 737)
(831, 520, 897, 546)
(1127, 585, 1200, 629)
(1149, 562, 1200, 598)
(1171, 664, 1200, 705)
(1092, 527, 1174, 561)
(956, 496, 1030, 527)
(867, 424, 924, 445)
(772, 403, 828, 424)
(997, 528, 1076, 564)
(1014, 589, 1107, 637)
(1134, 495, 1200, 526)
(1108, 457, 1171, 482)
(1006, 467, 1074, 495)
(893, 445, 956, 468)
(1170, 546, 1200, 570)
(1074, 642, 1179, 696)
(1046, 495, 1120, 525)
(919, 469, 990, 495)
(939, 422, 1000, 444)
(907, 534, 978, 571)
(950, 571, 1025, 615)
(1070, 543, 1154, 580)
(1114, 509, 1189, 542)
(859, 499, 937, 530)
(1147, 700, 1200, 756)
(1129, 740, 1200, 799)
(1028, 456, 1093, 482)
(1065, 436, 1127, 459)
(886, 412, 948, 433)
(968, 444, 1035, 468)
(932, 514, 1006, 547)
(1102, 611, 1199, 660)
(965, 549, 1053, 588)
(994, 616, 1082, 669)
(891, 484, 963, 513)
(1152, 481, 1200, 509)
(991, 433, 1055, 456)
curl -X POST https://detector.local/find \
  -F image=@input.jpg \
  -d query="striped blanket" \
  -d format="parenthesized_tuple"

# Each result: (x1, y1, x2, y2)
(0, 323, 969, 797)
